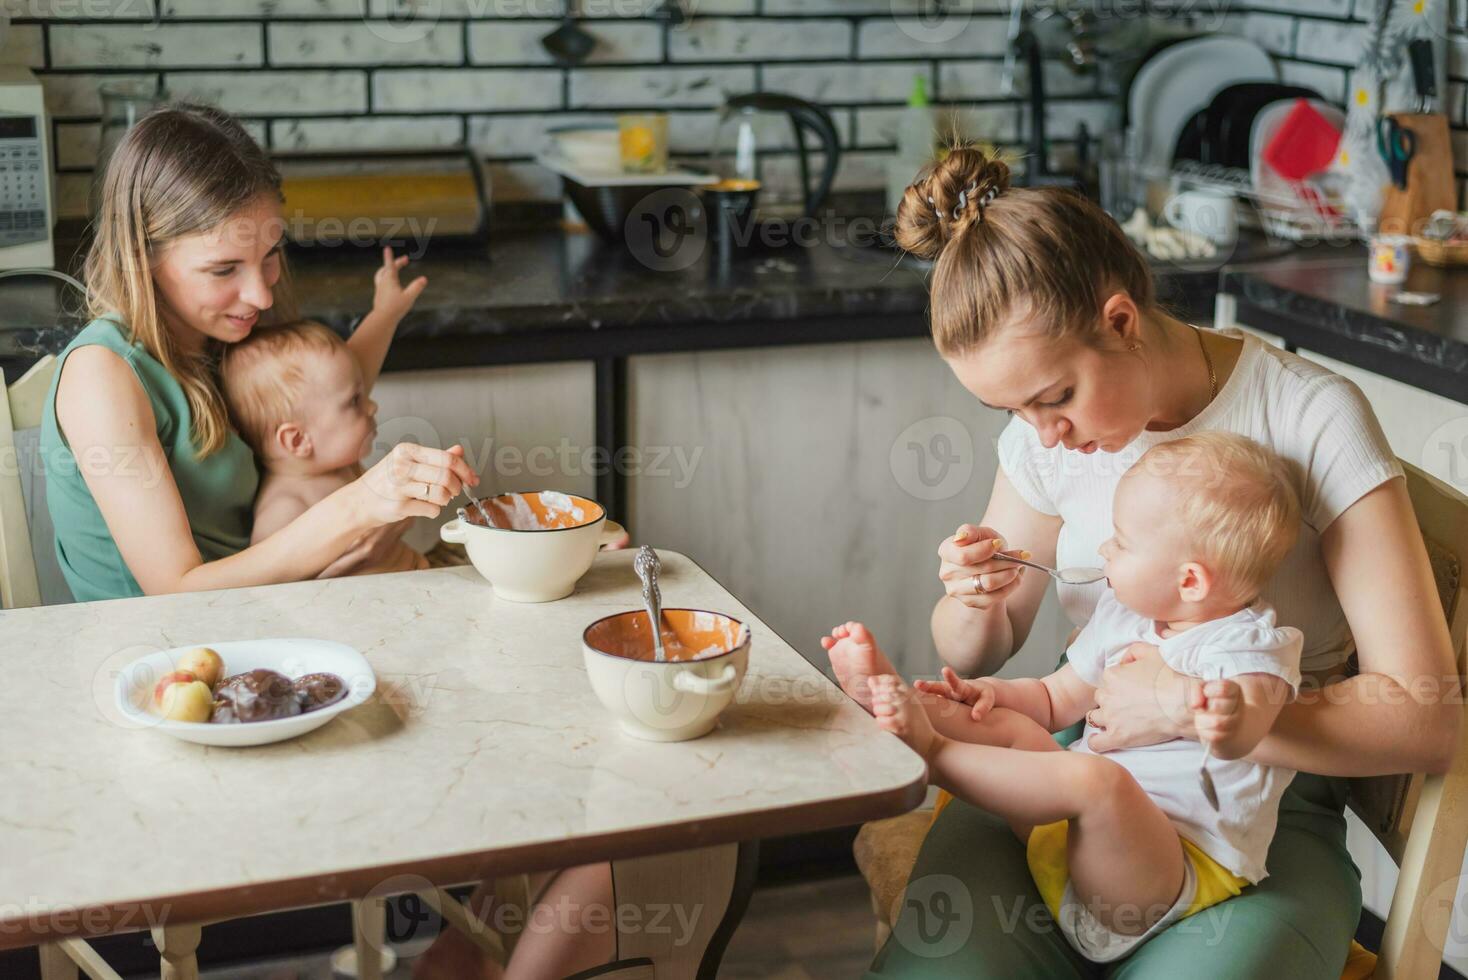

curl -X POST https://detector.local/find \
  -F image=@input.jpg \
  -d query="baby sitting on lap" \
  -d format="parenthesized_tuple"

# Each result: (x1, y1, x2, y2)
(825, 431, 1304, 962)
(222, 318, 437, 575)
(222, 249, 478, 576)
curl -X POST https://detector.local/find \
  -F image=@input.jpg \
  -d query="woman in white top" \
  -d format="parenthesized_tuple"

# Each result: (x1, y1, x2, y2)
(863, 147, 1458, 979)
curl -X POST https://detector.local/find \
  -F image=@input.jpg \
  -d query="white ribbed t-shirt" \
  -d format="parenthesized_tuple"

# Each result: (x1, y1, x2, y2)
(996, 329, 1403, 672)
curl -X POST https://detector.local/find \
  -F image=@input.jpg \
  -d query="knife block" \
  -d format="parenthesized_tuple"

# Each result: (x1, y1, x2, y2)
(1376, 113, 1456, 235)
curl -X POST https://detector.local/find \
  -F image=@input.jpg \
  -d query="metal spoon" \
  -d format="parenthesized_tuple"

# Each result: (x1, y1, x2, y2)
(633, 545, 666, 663)
(1199, 744, 1220, 811)
(994, 552, 1107, 585)
(463, 488, 492, 526)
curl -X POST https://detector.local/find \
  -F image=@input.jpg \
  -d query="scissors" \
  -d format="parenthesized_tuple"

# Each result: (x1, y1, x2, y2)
(1376, 116, 1417, 190)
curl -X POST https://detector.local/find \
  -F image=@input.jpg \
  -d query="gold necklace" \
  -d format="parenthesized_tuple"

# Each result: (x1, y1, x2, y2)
(1194, 326, 1217, 402)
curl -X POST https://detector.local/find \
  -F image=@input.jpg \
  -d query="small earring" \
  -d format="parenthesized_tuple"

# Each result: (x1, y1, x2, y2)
(1127, 342, 1141, 352)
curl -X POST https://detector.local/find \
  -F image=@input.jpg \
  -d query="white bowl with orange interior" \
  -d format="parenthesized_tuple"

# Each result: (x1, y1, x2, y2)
(582, 608, 750, 741)
(439, 490, 625, 602)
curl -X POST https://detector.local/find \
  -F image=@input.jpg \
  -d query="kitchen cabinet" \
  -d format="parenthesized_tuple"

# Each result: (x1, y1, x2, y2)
(623, 336, 1074, 682)
(369, 361, 596, 551)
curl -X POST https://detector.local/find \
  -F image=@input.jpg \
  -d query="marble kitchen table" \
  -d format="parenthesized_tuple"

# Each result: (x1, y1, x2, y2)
(1, 549, 926, 978)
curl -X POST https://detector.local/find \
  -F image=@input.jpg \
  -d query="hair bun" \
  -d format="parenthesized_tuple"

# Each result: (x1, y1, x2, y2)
(894, 147, 1011, 260)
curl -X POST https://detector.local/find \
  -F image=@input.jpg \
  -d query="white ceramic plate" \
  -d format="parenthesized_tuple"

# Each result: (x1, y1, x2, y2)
(1128, 36, 1277, 174)
(115, 639, 376, 747)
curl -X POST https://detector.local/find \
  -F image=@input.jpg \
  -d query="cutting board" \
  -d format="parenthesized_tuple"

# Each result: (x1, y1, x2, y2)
(1376, 113, 1456, 235)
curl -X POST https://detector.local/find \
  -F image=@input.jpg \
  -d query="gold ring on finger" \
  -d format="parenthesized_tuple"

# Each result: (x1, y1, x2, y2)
(971, 575, 985, 595)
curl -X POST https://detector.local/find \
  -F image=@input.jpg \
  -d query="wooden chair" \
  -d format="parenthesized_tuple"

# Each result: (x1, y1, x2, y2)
(856, 461, 1468, 980)
(0, 354, 55, 610)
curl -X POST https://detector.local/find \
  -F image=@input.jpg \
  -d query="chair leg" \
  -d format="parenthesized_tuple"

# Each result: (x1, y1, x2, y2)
(37, 943, 77, 980)
(151, 923, 202, 980)
(351, 897, 387, 980)
(611, 843, 740, 975)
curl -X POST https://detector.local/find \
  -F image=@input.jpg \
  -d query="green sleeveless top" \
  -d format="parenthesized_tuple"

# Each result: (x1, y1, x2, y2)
(40, 318, 259, 602)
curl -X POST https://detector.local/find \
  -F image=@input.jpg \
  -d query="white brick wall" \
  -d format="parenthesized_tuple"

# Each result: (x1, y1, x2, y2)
(468, 21, 661, 64)
(50, 23, 263, 68)
(668, 19, 850, 62)
(20, 5, 1118, 214)
(269, 22, 465, 66)
(567, 65, 755, 108)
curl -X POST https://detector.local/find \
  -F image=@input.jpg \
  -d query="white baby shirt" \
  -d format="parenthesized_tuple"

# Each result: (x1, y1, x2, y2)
(1066, 590, 1304, 882)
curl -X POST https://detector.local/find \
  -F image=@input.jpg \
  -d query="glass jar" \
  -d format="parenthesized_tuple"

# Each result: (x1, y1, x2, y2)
(89, 81, 169, 217)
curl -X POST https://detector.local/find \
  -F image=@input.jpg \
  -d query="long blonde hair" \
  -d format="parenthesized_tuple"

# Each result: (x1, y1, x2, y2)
(84, 103, 296, 457)
(895, 146, 1155, 357)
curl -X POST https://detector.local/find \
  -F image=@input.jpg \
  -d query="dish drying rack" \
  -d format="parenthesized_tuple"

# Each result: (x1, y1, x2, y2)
(1166, 160, 1360, 243)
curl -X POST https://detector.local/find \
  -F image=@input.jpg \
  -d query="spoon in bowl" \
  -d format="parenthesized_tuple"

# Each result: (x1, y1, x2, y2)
(994, 552, 1107, 586)
(633, 545, 667, 663)
(462, 488, 493, 526)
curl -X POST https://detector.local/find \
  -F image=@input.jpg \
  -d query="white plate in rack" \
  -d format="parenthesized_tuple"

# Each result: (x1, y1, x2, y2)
(1128, 35, 1277, 174)
(114, 638, 376, 747)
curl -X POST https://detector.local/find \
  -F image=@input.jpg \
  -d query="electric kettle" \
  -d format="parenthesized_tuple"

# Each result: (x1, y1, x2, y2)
(707, 92, 841, 224)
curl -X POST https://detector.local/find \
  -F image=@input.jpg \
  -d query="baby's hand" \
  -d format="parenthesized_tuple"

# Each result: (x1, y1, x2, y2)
(1191, 677, 1242, 748)
(372, 246, 429, 323)
(914, 666, 1000, 722)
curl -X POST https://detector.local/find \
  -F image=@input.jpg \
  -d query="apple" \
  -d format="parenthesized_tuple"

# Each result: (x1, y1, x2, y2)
(175, 647, 223, 688)
(152, 670, 198, 709)
(159, 680, 213, 723)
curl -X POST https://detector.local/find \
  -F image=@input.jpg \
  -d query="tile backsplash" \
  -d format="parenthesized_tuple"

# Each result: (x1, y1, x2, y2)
(7, 0, 1465, 217)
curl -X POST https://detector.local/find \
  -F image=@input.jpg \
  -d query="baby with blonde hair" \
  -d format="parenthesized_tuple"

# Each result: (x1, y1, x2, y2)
(221, 249, 440, 576)
(825, 432, 1305, 963)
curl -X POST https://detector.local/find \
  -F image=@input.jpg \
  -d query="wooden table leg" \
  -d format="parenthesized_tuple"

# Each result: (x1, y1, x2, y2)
(351, 896, 387, 980)
(37, 944, 77, 980)
(150, 923, 202, 980)
(608, 840, 758, 980)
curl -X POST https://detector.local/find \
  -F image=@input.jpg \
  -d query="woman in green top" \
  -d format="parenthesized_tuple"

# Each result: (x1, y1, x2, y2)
(42, 104, 476, 602)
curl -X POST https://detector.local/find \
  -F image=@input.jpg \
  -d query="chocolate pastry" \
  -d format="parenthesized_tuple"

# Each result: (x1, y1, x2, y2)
(211, 669, 302, 724)
(294, 672, 346, 712)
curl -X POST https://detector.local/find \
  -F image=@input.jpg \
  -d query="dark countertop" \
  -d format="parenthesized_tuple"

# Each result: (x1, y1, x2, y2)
(0, 221, 1284, 378)
(1220, 247, 1468, 404)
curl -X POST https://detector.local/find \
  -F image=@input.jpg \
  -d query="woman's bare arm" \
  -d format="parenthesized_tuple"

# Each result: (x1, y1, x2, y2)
(1249, 479, 1461, 775)
(931, 468, 1062, 676)
(55, 346, 467, 595)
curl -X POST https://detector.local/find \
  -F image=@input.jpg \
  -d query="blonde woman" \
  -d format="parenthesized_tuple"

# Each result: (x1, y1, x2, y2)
(856, 148, 1459, 978)
(41, 104, 618, 979)
(40, 104, 475, 599)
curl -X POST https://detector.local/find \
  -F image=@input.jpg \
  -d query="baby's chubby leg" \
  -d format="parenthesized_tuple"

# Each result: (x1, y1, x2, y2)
(869, 676, 1187, 937)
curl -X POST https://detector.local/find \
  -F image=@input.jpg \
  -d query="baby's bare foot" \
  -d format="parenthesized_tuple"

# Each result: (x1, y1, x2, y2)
(870, 674, 941, 761)
(822, 621, 899, 712)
